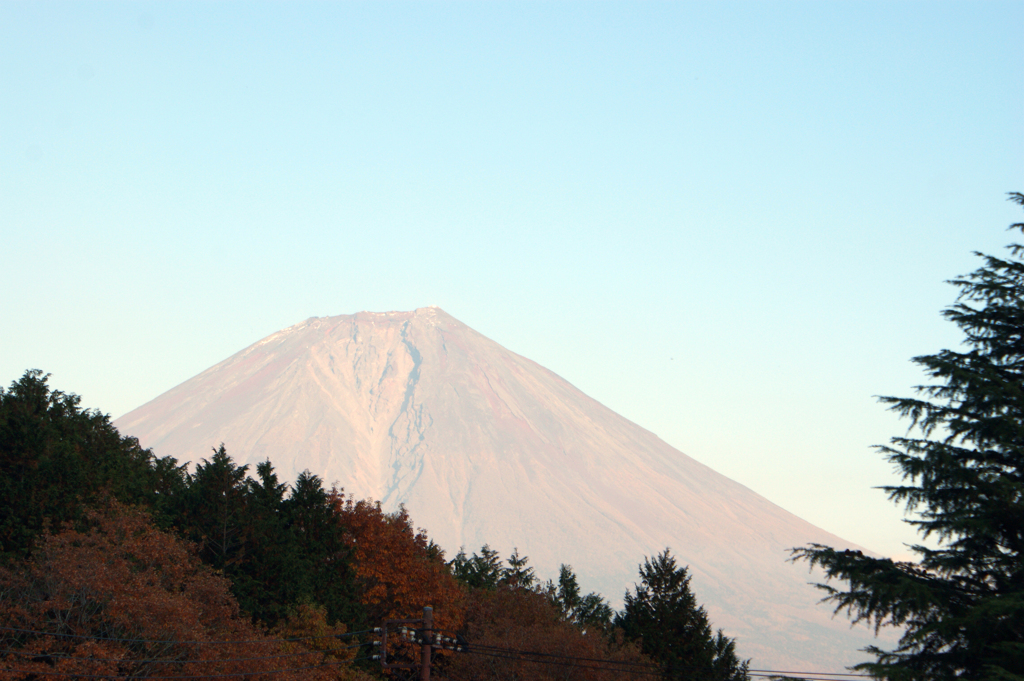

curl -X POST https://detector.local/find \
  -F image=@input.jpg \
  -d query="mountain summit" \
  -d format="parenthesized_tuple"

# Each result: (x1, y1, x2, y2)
(116, 307, 888, 669)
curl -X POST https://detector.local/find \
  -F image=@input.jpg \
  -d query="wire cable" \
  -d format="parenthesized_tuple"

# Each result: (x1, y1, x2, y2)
(449, 646, 667, 678)
(440, 640, 663, 670)
(3, 623, 874, 681)
(428, 629, 669, 671)
(747, 675, 868, 681)
(0, 653, 380, 679)
(0, 641, 367, 664)
(0, 626, 373, 646)
(432, 628, 871, 681)
(748, 672, 868, 678)
(455, 648, 868, 681)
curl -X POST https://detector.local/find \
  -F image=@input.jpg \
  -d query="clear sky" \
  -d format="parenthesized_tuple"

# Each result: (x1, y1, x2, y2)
(2, 1, 1022, 562)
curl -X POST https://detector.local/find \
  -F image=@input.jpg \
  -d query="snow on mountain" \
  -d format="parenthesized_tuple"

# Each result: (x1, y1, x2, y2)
(115, 307, 893, 670)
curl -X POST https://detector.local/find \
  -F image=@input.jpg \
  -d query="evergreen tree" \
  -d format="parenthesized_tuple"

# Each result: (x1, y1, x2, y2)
(450, 544, 505, 589)
(183, 453, 362, 628)
(793, 194, 1024, 681)
(502, 548, 538, 589)
(0, 370, 184, 557)
(236, 459, 298, 624)
(546, 564, 614, 632)
(177, 449, 362, 629)
(282, 471, 362, 627)
(181, 445, 251, 571)
(616, 549, 748, 681)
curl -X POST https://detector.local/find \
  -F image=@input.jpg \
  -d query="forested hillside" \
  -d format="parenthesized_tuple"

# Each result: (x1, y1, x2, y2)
(0, 370, 748, 681)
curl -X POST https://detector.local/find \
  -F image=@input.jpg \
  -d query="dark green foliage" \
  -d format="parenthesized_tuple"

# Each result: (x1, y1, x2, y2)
(616, 549, 748, 681)
(0, 370, 185, 557)
(546, 564, 614, 632)
(504, 547, 538, 590)
(450, 546, 613, 632)
(450, 544, 505, 589)
(180, 445, 251, 570)
(281, 471, 363, 628)
(177, 449, 362, 628)
(450, 544, 540, 591)
(793, 194, 1024, 681)
(0, 371, 363, 632)
(236, 460, 301, 623)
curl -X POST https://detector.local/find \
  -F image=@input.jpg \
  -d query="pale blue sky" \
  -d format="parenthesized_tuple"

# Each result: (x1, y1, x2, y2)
(2, 1, 1022, 561)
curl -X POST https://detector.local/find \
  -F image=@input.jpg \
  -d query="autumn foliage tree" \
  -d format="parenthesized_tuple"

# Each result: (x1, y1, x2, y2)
(333, 495, 464, 636)
(447, 584, 652, 681)
(271, 602, 374, 680)
(0, 370, 752, 681)
(0, 501, 372, 680)
(444, 547, 651, 680)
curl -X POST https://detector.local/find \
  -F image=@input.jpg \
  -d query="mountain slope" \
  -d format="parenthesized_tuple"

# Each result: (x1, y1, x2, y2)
(115, 307, 891, 669)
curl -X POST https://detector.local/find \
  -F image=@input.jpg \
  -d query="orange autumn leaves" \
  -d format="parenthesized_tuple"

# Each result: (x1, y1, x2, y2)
(0, 494, 648, 681)
(0, 502, 373, 681)
(333, 493, 653, 680)
(0, 494, 466, 680)
(332, 494, 464, 632)
(448, 587, 650, 681)
(0, 369, 661, 681)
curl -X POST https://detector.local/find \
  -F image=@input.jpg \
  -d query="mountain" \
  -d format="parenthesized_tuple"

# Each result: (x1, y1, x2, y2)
(115, 307, 892, 670)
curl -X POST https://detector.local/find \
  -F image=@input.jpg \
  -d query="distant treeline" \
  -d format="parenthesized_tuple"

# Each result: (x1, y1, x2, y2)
(0, 369, 748, 681)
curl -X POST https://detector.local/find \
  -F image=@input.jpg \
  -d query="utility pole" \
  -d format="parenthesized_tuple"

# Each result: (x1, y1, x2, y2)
(377, 606, 439, 678)
(420, 606, 433, 681)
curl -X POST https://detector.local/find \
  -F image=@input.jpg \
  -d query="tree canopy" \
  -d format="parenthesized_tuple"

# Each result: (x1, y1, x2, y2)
(0, 501, 372, 681)
(793, 193, 1024, 681)
(616, 549, 749, 681)
(0, 368, 752, 680)
(449, 584, 650, 681)
(0, 370, 184, 556)
(547, 564, 615, 633)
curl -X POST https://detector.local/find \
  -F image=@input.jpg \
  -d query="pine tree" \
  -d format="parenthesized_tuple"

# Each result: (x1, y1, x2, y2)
(793, 194, 1024, 681)
(450, 544, 506, 589)
(236, 459, 298, 624)
(0, 370, 185, 557)
(546, 564, 614, 631)
(502, 548, 538, 589)
(182, 454, 363, 629)
(181, 445, 251, 571)
(282, 471, 362, 627)
(616, 549, 748, 681)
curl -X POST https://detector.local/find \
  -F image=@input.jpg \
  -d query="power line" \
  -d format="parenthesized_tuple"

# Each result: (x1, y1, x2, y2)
(0, 653, 380, 679)
(449, 646, 667, 678)
(2, 621, 875, 681)
(439, 638, 663, 670)
(430, 627, 871, 681)
(0, 641, 367, 664)
(749, 671, 869, 679)
(748, 675, 869, 681)
(454, 648, 868, 681)
(0, 626, 373, 646)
